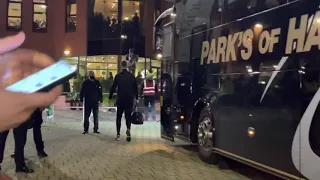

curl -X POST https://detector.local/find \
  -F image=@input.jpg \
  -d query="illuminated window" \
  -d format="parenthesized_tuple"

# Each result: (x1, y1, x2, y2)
(123, 1, 140, 21)
(7, 0, 22, 31)
(66, 0, 77, 32)
(223, 0, 286, 23)
(33, 0, 48, 32)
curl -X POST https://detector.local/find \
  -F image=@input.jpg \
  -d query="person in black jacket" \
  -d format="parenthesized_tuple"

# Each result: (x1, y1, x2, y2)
(80, 71, 103, 134)
(109, 61, 138, 141)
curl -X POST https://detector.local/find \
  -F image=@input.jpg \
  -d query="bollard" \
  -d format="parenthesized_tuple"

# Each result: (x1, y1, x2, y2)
(46, 105, 54, 122)
(78, 100, 83, 111)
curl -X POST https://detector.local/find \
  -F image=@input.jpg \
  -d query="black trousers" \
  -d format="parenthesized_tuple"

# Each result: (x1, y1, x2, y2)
(13, 124, 28, 169)
(0, 130, 9, 164)
(84, 103, 99, 132)
(144, 96, 156, 121)
(144, 96, 155, 107)
(0, 124, 28, 169)
(116, 101, 133, 135)
(33, 121, 44, 152)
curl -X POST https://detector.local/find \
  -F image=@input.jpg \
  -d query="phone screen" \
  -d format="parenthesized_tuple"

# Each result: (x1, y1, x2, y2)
(6, 60, 76, 93)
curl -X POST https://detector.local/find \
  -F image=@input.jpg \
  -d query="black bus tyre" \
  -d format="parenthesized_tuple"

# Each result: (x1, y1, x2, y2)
(197, 109, 218, 164)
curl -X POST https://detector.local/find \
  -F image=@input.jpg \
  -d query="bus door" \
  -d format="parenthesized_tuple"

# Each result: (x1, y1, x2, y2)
(151, 66, 160, 101)
(160, 22, 175, 141)
(188, 24, 207, 143)
(160, 72, 174, 141)
(190, 24, 207, 105)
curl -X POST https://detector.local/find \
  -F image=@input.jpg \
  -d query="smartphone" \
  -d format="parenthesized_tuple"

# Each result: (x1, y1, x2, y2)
(5, 60, 76, 93)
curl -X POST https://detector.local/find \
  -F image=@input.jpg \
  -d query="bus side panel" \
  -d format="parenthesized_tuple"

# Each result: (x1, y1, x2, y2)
(195, 0, 320, 178)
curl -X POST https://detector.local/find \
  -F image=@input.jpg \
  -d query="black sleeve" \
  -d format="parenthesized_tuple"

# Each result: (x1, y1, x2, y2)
(133, 76, 139, 100)
(80, 80, 86, 102)
(96, 80, 103, 103)
(109, 75, 118, 99)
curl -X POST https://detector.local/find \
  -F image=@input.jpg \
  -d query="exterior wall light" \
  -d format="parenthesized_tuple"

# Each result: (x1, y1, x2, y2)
(156, 53, 162, 59)
(64, 50, 70, 56)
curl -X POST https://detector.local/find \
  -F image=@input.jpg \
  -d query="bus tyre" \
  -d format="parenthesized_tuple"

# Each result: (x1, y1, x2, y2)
(197, 109, 218, 164)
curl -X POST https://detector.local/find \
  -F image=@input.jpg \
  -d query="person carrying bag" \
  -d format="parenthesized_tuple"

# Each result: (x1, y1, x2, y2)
(109, 61, 139, 142)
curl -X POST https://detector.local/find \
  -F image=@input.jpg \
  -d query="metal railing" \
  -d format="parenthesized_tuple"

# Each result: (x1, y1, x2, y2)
(56, 92, 117, 109)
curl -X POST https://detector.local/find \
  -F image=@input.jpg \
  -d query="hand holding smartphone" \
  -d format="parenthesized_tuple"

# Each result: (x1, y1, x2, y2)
(5, 60, 76, 93)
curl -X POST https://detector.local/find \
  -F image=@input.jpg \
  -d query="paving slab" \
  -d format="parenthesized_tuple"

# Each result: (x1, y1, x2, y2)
(1, 110, 250, 180)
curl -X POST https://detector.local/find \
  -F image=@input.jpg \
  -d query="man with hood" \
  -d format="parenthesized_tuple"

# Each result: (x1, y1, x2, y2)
(140, 72, 157, 121)
(80, 71, 103, 134)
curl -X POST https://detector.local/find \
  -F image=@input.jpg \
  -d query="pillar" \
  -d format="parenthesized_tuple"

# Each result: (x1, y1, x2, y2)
(143, 0, 155, 58)
(117, 0, 123, 72)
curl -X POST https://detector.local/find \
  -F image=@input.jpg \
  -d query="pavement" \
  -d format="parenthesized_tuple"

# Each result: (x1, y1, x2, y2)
(1, 110, 251, 180)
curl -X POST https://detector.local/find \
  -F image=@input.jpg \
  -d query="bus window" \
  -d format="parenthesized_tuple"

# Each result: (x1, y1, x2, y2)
(251, 70, 300, 108)
(175, 74, 192, 106)
(209, 0, 223, 28)
(190, 24, 207, 73)
(162, 23, 174, 59)
(215, 73, 250, 107)
(191, 28, 206, 61)
(222, 0, 287, 23)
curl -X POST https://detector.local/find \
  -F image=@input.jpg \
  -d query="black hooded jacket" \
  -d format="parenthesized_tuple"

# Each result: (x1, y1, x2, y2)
(80, 78, 103, 105)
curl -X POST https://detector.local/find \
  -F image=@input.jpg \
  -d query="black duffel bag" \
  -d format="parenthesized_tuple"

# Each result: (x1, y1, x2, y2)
(131, 104, 144, 125)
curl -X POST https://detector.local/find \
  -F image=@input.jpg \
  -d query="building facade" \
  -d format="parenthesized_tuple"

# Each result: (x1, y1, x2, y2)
(0, 0, 173, 81)
(0, 0, 87, 59)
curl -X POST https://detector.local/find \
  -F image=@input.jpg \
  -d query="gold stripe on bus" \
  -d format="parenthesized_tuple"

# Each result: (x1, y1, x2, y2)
(213, 148, 305, 180)
(160, 96, 163, 106)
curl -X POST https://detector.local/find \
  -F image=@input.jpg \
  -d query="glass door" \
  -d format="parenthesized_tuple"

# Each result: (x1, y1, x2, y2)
(160, 22, 175, 141)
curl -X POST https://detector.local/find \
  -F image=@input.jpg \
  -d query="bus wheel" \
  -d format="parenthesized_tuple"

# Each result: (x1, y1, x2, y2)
(197, 109, 218, 164)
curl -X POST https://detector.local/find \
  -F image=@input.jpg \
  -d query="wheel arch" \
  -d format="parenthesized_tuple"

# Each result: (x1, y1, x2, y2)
(190, 99, 210, 143)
